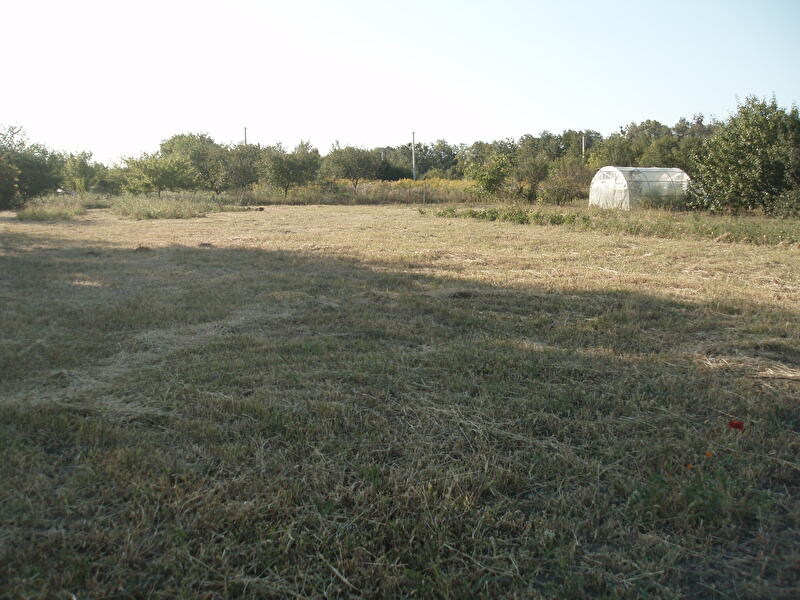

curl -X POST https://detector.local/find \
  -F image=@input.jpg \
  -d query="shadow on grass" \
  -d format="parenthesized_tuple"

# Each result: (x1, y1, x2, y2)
(1, 231, 798, 599)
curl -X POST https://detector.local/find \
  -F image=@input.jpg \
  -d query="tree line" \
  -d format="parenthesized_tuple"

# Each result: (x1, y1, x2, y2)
(2, 96, 798, 214)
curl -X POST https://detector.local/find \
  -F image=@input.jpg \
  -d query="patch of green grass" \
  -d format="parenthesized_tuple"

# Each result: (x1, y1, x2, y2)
(82, 195, 113, 209)
(110, 194, 239, 219)
(437, 205, 800, 246)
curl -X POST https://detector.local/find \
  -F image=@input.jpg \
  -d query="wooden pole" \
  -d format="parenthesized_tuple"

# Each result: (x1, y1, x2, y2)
(412, 131, 416, 181)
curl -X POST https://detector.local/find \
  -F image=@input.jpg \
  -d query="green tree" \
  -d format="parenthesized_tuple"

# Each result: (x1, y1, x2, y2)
(428, 139, 461, 176)
(0, 155, 21, 209)
(0, 125, 64, 198)
(375, 140, 460, 180)
(537, 155, 592, 205)
(123, 153, 196, 196)
(160, 133, 229, 193)
(466, 151, 514, 197)
(290, 141, 321, 188)
(203, 145, 233, 195)
(624, 120, 672, 159)
(324, 145, 380, 193)
(638, 136, 681, 168)
(90, 163, 124, 195)
(260, 142, 321, 197)
(62, 152, 96, 194)
(228, 143, 262, 190)
(512, 135, 551, 200)
(671, 115, 718, 174)
(559, 129, 602, 158)
(694, 96, 800, 213)
(588, 134, 636, 170)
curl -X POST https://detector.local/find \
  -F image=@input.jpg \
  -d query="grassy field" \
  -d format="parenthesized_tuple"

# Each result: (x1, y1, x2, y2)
(1, 206, 798, 598)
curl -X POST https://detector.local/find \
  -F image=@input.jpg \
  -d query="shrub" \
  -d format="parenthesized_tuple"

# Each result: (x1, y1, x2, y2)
(537, 173, 584, 205)
(465, 152, 514, 197)
(537, 156, 591, 205)
(694, 96, 800, 213)
(772, 189, 800, 218)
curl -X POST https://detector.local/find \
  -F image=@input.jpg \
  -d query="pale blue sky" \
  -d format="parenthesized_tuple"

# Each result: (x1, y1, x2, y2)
(2, 0, 798, 163)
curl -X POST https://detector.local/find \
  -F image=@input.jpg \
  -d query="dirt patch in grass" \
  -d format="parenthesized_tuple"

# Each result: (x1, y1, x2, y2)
(1, 206, 799, 598)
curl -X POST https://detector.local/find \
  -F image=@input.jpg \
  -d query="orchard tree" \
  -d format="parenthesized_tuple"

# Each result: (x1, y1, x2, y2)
(90, 163, 124, 195)
(288, 141, 321, 189)
(260, 142, 321, 197)
(204, 144, 233, 195)
(324, 145, 380, 193)
(260, 146, 296, 197)
(62, 152, 96, 193)
(228, 143, 262, 190)
(123, 153, 196, 196)
(160, 133, 228, 192)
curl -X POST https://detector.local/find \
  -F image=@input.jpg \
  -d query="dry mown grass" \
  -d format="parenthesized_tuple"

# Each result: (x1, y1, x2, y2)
(1, 207, 799, 598)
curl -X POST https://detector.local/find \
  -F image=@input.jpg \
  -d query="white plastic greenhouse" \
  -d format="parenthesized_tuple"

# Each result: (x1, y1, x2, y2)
(588, 166, 690, 210)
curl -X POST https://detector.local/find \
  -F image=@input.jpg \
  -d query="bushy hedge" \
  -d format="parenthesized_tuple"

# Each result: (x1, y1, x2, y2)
(692, 97, 800, 216)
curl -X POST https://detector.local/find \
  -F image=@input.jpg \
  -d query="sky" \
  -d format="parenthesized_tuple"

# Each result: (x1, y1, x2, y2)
(2, 0, 799, 163)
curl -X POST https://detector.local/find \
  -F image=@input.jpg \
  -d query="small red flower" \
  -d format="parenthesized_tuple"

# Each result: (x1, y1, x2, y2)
(728, 420, 745, 431)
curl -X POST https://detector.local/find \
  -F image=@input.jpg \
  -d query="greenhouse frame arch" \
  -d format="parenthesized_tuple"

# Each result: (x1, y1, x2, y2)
(588, 166, 691, 210)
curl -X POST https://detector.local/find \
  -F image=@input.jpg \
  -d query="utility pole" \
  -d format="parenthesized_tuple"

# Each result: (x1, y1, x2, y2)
(411, 131, 416, 181)
(581, 134, 585, 159)
(244, 127, 248, 145)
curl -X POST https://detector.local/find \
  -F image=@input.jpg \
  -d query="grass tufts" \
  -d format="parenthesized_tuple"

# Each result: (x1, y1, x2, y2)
(110, 194, 222, 219)
(436, 205, 800, 246)
(15, 195, 88, 221)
